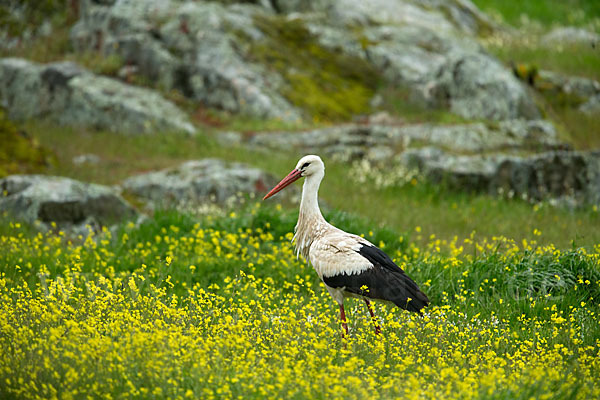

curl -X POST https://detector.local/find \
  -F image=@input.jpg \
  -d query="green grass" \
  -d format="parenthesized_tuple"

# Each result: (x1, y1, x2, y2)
(24, 122, 600, 250)
(472, 0, 600, 28)
(487, 41, 600, 82)
(0, 206, 598, 399)
(376, 87, 473, 124)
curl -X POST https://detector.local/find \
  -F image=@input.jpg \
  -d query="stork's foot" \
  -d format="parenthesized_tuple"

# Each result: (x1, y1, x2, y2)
(364, 298, 382, 335)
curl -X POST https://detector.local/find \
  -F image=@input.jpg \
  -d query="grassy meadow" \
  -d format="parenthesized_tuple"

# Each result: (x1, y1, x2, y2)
(1, 0, 600, 399)
(1, 204, 599, 399)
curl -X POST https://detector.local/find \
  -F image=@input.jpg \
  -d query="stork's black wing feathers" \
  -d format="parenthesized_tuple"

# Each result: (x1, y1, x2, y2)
(323, 244, 430, 313)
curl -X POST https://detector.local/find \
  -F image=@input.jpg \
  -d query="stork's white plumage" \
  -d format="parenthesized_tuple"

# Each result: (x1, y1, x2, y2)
(264, 155, 430, 336)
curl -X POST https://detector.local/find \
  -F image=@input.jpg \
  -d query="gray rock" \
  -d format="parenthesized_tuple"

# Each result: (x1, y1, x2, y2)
(0, 58, 44, 120)
(248, 120, 562, 161)
(426, 52, 540, 120)
(0, 175, 138, 229)
(0, 58, 196, 134)
(69, 0, 534, 122)
(121, 159, 293, 209)
(417, 0, 498, 35)
(308, 20, 537, 120)
(322, 0, 457, 31)
(398, 148, 600, 205)
(273, 0, 497, 35)
(71, 1, 302, 121)
(541, 27, 600, 47)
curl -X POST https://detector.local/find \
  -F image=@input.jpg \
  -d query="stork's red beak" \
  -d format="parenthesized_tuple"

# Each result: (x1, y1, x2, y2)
(263, 169, 302, 200)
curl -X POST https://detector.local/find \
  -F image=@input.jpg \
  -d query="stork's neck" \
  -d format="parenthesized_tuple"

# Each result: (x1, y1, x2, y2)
(299, 172, 325, 222)
(294, 171, 326, 260)
(294, 172, 327, 260)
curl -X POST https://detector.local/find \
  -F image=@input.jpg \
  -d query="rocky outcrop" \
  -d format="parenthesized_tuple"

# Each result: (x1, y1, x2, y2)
(69, 0, 536, 121)
(248, 120, 563, 161)
(310, 20, 538, 120)
(0, 175, 138, 230)
(121, 159, 294, 210)
(0, 58, 195, 134)
(246, 120, 600, 205)
(400, 148, 600, 205)
(71, 1, 302, 121)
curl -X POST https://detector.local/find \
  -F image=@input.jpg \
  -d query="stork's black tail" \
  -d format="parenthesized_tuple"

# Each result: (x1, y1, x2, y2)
(356, 244, 430, 314)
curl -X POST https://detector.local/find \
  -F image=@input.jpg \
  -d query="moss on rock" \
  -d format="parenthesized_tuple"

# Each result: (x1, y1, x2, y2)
(246, 15, 380, 121)
(0, 110, 53, 178)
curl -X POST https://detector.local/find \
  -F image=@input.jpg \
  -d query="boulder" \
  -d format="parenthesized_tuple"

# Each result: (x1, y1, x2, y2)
(0, 175, 138, 230)
(426, 52, 540, 120)
(399, 148, 600, 205)
(0, 58, 196, 134)
(69, 0, 536, 121)
(121, 159, 294, 210)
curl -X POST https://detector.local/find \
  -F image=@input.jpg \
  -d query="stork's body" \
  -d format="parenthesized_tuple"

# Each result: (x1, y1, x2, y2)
(264, 155, 429, 335)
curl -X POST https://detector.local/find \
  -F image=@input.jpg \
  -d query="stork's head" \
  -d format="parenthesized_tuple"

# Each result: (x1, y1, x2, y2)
(263, 155, 324, 200)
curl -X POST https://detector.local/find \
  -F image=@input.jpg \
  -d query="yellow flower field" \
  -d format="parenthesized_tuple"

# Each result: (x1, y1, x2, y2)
(0, 205, 599, 399)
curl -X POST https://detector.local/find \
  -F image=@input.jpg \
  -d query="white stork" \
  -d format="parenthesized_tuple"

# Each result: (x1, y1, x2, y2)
(263, 155, 429, 336)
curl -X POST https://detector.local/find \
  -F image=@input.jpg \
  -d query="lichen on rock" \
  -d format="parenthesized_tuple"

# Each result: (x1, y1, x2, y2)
(243, 14, 380, 120)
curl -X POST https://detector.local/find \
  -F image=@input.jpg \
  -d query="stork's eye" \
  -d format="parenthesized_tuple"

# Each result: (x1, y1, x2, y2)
(301, 162, 310, 169)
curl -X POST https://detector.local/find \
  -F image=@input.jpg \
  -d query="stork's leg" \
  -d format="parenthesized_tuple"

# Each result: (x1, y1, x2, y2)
(364, 298, 381, 335)
(339, 303, 349, 338)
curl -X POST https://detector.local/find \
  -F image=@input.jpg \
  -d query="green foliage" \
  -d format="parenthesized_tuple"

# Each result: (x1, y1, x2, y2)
(244, 15, 380, 121)
(377, 86, 472, 124)
(0, 0, 72, 37)
(0, 110, 53, 178)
